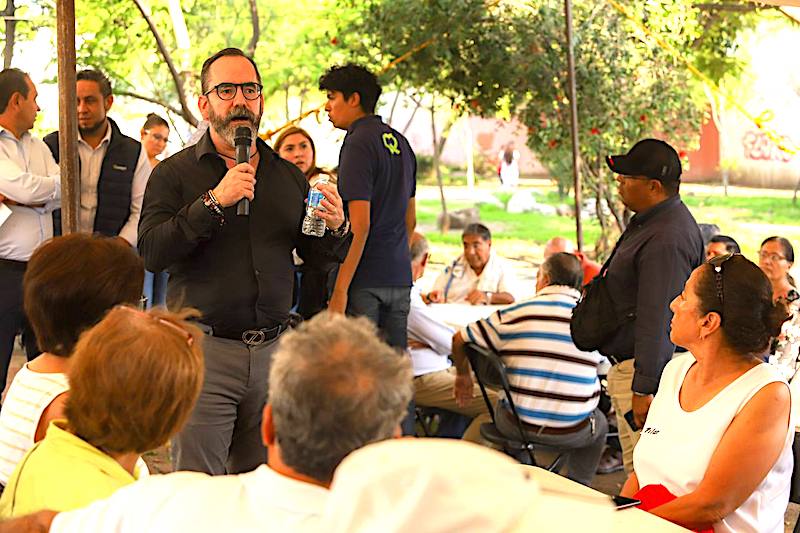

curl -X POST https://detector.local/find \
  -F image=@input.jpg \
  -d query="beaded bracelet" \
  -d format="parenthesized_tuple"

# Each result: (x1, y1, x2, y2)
(202, 190, 225, 226)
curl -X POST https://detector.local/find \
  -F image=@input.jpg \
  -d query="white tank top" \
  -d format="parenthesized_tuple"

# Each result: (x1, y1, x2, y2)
(634, 353, 793, 533)
(0, 365, 69, 486)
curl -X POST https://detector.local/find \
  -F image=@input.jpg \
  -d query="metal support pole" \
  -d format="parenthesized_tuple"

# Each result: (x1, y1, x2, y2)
(56, 0, 79, 234)
(564, 0, 584, 251)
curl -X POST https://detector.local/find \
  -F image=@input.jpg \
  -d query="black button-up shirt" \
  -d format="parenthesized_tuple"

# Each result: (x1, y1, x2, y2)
(600, 194, 704, 394)
(138, 130, 351, 336)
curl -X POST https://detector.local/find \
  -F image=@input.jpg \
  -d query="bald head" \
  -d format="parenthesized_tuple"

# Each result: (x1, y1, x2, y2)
(544, 237, 575, 259)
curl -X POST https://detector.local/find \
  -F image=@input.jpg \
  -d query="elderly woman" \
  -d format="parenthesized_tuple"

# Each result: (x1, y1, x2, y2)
(274, 126, 338, 319)
(0, 234, 143, 488)
(621, 254, 793, 532)
(0, 306, 204, 516)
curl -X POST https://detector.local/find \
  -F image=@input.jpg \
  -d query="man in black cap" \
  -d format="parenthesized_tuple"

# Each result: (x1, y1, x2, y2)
(599, 138, 703, 473)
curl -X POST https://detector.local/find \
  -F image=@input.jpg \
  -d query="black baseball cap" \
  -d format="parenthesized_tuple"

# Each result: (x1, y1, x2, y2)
(605, 139, 682, 183)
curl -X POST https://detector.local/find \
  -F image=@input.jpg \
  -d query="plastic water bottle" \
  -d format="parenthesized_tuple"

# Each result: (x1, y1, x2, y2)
(301, 176, 328, 237)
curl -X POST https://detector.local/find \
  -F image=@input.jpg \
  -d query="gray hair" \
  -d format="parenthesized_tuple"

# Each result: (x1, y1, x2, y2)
(269, 312, 413, 483)
(540, 252, 583, 290)
(410, 234, 429, 263)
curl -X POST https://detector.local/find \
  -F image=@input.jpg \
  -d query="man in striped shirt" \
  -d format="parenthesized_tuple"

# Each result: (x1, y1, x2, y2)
(452, 252, 607, 486)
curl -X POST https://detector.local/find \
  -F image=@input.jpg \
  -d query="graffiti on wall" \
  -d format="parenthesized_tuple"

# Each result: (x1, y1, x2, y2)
(742, 130, 796, 163)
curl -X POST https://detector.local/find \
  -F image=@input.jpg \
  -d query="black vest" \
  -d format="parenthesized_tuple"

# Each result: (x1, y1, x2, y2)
(44, 118, 142, 237)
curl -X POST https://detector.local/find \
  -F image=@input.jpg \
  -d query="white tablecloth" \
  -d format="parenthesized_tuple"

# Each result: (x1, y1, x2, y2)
(429, 303, 504, 329)
(524, 466, 691, 532)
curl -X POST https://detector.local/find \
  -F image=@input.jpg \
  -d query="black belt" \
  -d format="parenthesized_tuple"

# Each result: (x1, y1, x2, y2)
(0, 258, 27, 271)
(212, 323, 288, 346)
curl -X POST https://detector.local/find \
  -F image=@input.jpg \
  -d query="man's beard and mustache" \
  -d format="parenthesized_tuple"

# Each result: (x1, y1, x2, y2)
(79, 117, 107, 138)
(208, 104, 262, 146)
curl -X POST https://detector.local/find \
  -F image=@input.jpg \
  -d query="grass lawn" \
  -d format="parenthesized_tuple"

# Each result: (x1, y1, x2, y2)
(415, 182, 800, 285)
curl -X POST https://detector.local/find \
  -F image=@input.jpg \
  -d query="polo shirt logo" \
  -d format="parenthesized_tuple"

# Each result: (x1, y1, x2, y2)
(382, 133, 401, 155)
(112, 164, 128, 171)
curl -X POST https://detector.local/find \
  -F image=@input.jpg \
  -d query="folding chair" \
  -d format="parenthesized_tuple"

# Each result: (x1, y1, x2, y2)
(464, 342, 566, 472)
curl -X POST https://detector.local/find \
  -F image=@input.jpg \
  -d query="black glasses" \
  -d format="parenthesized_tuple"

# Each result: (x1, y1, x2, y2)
(707, 253, 735, 308)
(204, 82, 262, 101)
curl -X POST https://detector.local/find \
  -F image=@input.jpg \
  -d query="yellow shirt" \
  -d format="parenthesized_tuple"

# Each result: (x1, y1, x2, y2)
(0, 420, 139, 517)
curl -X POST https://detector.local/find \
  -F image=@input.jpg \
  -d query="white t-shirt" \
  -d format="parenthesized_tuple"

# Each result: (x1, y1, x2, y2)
(0, 365, 69, 486)
(634, 353, 793, 533)
(431, 251, 517, 303)
(50, 464, 328, 533)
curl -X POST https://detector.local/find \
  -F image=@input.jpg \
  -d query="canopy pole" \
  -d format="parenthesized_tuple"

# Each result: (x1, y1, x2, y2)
(564, 0, 583, 251)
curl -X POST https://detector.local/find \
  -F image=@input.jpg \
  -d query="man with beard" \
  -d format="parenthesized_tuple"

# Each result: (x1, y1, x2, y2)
(138, 48, 351, 475)
(44, 70, 150, 246)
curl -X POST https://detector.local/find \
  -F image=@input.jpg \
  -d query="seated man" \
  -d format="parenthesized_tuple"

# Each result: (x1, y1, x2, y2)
(452, 253, 607, 486)
(2, 313, 412, 532)
(544, 236, 601, 286)
(427, 223, 517, 305)
(408, 233, 496, 443)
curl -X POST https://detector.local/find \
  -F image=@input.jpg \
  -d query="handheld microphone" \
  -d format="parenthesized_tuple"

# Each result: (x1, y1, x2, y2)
(235, 126, 253, 216)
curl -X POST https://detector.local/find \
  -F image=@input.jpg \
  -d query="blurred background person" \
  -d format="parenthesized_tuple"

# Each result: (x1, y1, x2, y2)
(274, 126, 338, 319)
(140, 113, 169, 169)
(140, 113, 170, 309)
(705, 235, 740, 261)
(0, 306, 204, 517)
(758, 236, 796, 303)
(498, 142, 520, 189)
(0, 234, 143, 489)
(622, 254, 793, 532)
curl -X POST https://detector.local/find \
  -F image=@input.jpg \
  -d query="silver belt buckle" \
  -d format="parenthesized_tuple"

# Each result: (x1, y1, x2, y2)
(242, 329, 266, 346)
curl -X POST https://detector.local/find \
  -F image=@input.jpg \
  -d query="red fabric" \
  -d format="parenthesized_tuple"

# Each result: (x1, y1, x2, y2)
(634, 484, 713, 533)
(573, 251, 601, 286)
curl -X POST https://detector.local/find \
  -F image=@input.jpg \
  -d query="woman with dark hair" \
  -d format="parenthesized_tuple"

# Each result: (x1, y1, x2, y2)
(273, 126, 337, 319)
(0, 306, 204, 516)
(141, 113, 171, 308)
(0, 234, 143, 488)
(621, 254, 793, 532)
(140, 113, 170, 169)
(759, 236, 796, 303)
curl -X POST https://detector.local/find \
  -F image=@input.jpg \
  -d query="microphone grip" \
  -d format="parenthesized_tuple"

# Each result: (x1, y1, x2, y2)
(235, 134, 251, 217)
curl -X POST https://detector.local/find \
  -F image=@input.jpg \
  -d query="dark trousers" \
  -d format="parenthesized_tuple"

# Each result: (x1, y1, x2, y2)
(172, 329, 277, 475)
(0, 259, 39, 396)
(347, 286, 415, 434)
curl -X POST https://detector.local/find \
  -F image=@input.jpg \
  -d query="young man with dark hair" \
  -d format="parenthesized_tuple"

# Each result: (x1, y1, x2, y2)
(0, 68, 60, 393)
(320, 64, 416, 350)
(43, 69, 150, 246)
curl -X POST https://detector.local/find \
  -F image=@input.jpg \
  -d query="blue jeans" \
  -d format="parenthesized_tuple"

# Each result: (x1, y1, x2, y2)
(347, 286, 414, 434)
(346, 286, 410, 350)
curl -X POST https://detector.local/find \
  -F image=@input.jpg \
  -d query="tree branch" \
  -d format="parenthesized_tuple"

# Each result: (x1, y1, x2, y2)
(131, 0, 198, 127)
(246, 0, 260, 58)
(117, 90, 184, 118)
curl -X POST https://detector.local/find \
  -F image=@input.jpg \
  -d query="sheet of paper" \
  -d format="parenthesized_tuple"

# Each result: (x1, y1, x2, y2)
(0, 202, 11, 228)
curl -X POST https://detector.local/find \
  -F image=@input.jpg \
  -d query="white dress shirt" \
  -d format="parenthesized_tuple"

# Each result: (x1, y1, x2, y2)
(77, 121, 150, 245)
(0, 128, 60, 261)
(408, 284, 454, 376)
(50, 464, 328, 533)
(431, 251, 518, 303)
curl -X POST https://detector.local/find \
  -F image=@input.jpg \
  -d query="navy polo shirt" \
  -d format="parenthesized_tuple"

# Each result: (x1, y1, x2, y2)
(338, 115, 416, 289)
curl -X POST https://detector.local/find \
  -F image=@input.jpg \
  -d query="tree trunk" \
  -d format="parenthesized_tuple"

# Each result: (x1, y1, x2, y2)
(431, 105, 449, 233)
(246, 0, 260, 58)
(402, 95, 422, 136)
(388, 86, 403, 125)
(2, 0, 15, 68)
(131, 0, 198, 127)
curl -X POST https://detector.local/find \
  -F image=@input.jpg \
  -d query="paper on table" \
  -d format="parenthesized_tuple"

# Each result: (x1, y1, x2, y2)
(0, 202, 11, 228)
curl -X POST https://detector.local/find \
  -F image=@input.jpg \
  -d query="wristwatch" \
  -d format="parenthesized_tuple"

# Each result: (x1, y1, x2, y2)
(330, 218, 350, 238)
(484, 291, 492, 304)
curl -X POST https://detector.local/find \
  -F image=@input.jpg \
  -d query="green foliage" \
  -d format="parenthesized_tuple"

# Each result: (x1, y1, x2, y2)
(344, 0, 760, 243)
